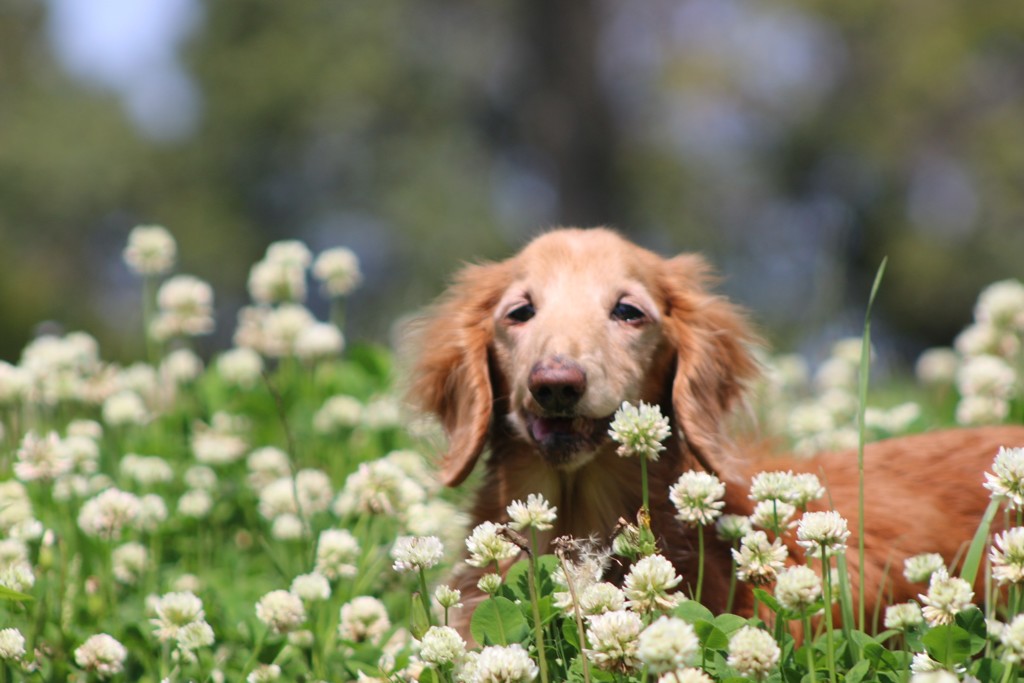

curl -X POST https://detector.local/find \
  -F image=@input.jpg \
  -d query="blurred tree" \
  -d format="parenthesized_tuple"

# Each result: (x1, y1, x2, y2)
(0, 0, 1022, 367)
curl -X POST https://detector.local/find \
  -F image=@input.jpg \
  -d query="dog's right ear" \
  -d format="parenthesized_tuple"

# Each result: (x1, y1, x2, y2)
(408, 261, 512, 487)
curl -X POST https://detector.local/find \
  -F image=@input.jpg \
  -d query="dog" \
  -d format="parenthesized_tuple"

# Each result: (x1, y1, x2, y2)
(409, 226, 1024, 631)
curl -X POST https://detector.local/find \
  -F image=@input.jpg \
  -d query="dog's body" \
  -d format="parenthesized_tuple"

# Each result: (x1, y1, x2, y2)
(410, 227, 1024, 630)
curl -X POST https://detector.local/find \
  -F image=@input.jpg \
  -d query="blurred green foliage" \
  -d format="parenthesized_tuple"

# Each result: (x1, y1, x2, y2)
(1, 0, 1023, 363)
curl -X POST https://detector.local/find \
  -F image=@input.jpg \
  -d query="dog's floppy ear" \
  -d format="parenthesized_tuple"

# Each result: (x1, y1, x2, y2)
(409, 261, 512, 487)
(657, 254, 759, 468)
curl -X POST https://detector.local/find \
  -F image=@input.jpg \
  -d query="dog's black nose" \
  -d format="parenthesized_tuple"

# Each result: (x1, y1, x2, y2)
(528, 356, 587, 413)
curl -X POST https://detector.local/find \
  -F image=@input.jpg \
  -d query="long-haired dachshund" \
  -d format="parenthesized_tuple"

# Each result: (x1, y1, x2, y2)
(409, 227, 1024, 631)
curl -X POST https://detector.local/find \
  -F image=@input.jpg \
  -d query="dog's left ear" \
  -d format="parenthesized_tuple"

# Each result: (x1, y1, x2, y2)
(657, 254, 760, 467)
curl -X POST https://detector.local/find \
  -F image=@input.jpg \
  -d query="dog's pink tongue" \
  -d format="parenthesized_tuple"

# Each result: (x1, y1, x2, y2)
(531, 417, 574, 442)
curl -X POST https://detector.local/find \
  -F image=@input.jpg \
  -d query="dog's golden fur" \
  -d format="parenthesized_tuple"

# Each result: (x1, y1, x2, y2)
(409, 227, 1024, 631)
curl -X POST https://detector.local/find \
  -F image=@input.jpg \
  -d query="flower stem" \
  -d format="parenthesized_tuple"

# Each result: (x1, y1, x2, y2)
(821, 548, 837, 683)
(556, 554, 591, 683)
(525, 533, 549, 683)
(418, 569, 435, 628)
(695, 525, 705, 604)
(803, 611, 816, 683)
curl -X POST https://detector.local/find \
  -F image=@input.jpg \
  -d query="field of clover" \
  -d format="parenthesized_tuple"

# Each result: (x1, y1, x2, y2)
(0, 225, 1022, 683)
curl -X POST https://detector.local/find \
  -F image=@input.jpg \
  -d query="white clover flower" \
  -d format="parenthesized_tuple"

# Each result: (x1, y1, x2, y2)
(986, 447, 1024, 508)
(585, 610, 643, 673)
(248, 258, 307, 305)
(313, 395, 363, 433)
(151, 274, 215, 341)
(637, 616, 699, 674)
(247, 663, 282, 683)
(579, 582, 626, 616)
(315, 528, 360, 580)
(919, 567, 974, 626)
(403, 499, 469, 548)
(657, 669, 714, 683)
(790, 473, 826, 508)
(270, 513, 304, 541)
(295, 322, 345, 360)
(796, 511, 850, 557)
(362, 395, 403, 430)
(727, 626, 780, 680)
(715, 514, 753, 542)
(435, 585, 462, 610)
(903, 553, 947, 583)
(909, 670, 959, 683)
(176, 620, 215, 651)
(265, 239, 313, 268)
(956, 395, 1010, 426)
(151, 591, 205, 642)
(0, 361, 30, 404)
(338, 596, 391, 643)
(290, 572, 331, 602)
(333, 459, 426, 518)
(910, 651, 944, 674)
(750, 499, 796, 533)
(120, 454, 174, 487)
(178, 489, 214, 519)
(112, 542, 149, 585)
(915, 347, 959, 387)
(137, 493, 168, 532)
(732, 531, 788, 586)
(477, 573, 503, 596)
(391, 535, 445, 573)
(992, 527, 1024, 584)
(0, 539, 28, 567)
(74, 633, 128, 678)
(246, 446, 291, 491)
(419, 625, 467, 667)
(787, 403, 836, 444)
(160, 347, 203, 385)
(191, 417, 249, 466)
(774, 565, 822, 612)
(258, 304, 318, 357)
(669, 470, 725, 526)
(62, 435, 100, 474)
(0, 628, 25, 661)
(884, 602, 925, 630)
(461, 643, 538, 683)
(216, 347, 265, 388)
(975, 279, 1024, 330)
(957, 354, 1017, 400)
(102, 390, 150, 427)
(1002, 613, 1024, 663)
(313, 247, 362, 297)
(507, 493, 557, 531)
(749, 471, 797, 503)
(608, 401, 671, 460)
(14, 430, 72, 482)
(124, 224, 176, 276)
(0, 561, 34, 593)
(78, 488, 141, 541)
(465, 522, 519, 568)
(258, 470, 333, 520)
(184, 465, 218, 491)
(623, 554, 683, 613)
(256, 589, 306, 634)
(955, 323, 1003, 358)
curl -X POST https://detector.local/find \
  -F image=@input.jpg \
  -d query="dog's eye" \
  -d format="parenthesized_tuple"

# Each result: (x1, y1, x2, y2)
(506, 303, 536, 324)
(611, 302, 645, 323)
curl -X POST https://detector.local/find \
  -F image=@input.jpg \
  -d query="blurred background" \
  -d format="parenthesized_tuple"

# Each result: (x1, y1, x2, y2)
(2, 0, 1023, 368)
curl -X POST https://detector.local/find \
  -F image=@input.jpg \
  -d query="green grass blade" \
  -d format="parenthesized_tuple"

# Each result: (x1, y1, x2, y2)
(960, 496, 1002, 587)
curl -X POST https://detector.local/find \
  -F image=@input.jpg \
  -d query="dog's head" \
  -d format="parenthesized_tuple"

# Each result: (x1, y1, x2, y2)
(409, 228, 759, 486)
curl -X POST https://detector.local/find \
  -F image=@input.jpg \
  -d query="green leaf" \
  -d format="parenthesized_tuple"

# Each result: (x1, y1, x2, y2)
(753, 588, 782, 615)
(693, 620, 730, 651)
(503, 558, 533, 603)
(923, 624, 973, 668)
(418, 667, 438, 683)
(712, 613, 749, 635)
(845, 658, 872, 683)
(561, 617, 582, 650)
(409, 592, 432, 639)
(470, 596, 529, 646)
(0, 585, 33, 602)
(955, 607, 988, 655)
(961, 497, 1002, 587)
(861, 640, 900, 672)
(674, 599, 714, 624)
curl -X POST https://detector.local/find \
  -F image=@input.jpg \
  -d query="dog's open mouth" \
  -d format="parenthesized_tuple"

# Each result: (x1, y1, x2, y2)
(524, 413, 613, 463)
